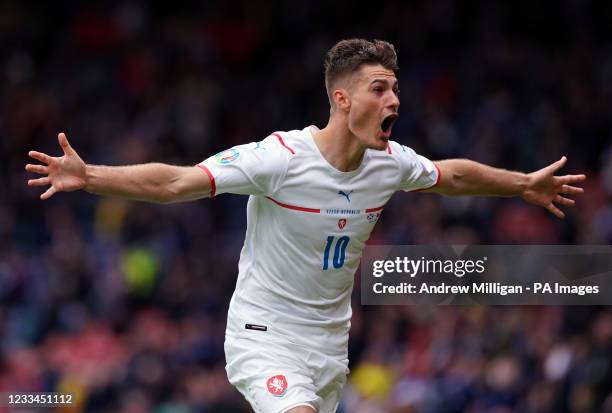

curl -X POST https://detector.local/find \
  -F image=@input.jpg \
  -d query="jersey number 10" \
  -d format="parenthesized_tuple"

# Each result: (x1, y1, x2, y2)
(323, 236, 350, 270)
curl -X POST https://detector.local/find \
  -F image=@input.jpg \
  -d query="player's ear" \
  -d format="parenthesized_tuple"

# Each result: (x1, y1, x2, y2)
(332, 89, 351, 112)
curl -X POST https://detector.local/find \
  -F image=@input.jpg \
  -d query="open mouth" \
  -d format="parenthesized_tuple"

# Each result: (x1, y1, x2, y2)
(381, 113, 398, 134)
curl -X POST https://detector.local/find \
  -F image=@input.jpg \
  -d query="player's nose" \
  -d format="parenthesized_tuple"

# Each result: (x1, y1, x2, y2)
(388, 92, 400, 110)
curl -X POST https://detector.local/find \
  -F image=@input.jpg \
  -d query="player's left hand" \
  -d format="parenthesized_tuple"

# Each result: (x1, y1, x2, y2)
(521, 156, 586, 219)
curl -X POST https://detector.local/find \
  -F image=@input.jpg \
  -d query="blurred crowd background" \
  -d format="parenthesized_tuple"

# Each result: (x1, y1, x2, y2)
(1, 1, 611, 412)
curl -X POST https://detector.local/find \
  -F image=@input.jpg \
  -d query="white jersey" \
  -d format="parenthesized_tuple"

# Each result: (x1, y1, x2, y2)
(198, 126, 439, 357)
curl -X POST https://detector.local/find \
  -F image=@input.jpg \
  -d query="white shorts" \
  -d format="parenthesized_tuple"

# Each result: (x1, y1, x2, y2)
(225, 335, 349, 413)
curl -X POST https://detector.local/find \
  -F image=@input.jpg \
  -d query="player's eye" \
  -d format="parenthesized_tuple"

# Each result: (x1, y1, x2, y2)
(373, 87, 383, 93)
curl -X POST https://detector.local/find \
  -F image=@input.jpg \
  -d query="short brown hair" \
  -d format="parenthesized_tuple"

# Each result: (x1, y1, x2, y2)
(324, 39, 398, 102)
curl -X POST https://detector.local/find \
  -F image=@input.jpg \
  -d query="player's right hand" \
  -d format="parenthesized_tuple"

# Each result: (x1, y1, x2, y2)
(26, 132, 87, 200)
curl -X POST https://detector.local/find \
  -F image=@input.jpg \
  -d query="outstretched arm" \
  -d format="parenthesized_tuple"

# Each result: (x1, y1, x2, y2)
(427, 157, 586, 219)
(26, 133, 212, 203)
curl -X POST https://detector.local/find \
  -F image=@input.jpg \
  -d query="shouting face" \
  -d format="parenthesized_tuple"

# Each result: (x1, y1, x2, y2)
(344, 64, 400, 151)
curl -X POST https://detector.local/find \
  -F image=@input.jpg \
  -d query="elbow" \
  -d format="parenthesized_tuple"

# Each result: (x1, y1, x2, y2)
(160, 177, 196, 204)
(437, 171, 464, 196)
(149, 180, 179, 204)
(158, 186, 180, 204)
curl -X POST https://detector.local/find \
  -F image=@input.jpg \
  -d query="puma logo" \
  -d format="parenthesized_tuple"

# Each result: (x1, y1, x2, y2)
(338, 190, 353, 203)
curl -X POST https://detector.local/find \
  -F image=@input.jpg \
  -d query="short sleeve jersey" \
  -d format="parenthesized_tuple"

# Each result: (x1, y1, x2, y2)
(198, 126, 439, 356)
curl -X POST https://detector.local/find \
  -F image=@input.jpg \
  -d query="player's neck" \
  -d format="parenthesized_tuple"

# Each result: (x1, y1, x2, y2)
(313, 118, 366, 172)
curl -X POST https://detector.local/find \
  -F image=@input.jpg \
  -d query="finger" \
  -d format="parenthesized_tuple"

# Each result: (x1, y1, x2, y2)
(555, 195, 575, 207)
(557, 174, 586, 184)
(58, 132, 74, 155)
(40, 186, 56, 200)
(547, 156, 567, 173)
(28, 177, 50, 187)
(28, 151, 53, 165)
(25, 164, 49, 174)
(561, 185, 584, 195)
(546, 203, 565, 219)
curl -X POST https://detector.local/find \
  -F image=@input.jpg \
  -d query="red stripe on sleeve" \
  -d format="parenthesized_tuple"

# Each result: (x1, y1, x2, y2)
(387, 143, 392, 154)
(273, 133, 296, 154)
(197, 164, 216, 197)
(265, 197, 320, 213)
(365, 205, 385, 213)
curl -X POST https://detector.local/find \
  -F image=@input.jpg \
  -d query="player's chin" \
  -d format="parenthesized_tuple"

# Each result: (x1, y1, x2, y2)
(369, 135, 390, 151)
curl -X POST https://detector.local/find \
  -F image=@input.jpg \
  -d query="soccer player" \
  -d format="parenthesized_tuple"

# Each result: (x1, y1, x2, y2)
(26, 39, 585, 413)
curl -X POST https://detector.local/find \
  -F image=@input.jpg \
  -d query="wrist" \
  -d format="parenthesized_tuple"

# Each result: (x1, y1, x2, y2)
(84, 164, 96, 192)
(518, 172, 532, 198)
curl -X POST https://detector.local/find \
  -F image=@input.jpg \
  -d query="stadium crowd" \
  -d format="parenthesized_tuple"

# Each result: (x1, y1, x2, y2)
(1, 1, 611, 412)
